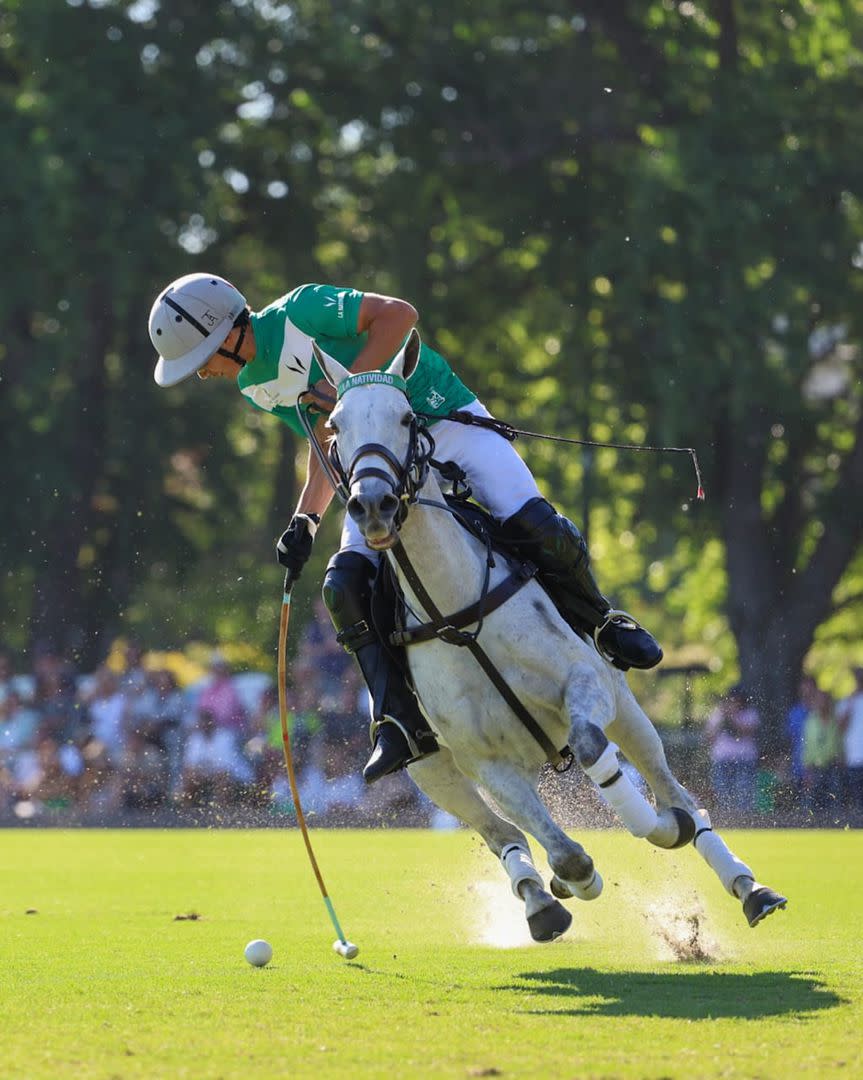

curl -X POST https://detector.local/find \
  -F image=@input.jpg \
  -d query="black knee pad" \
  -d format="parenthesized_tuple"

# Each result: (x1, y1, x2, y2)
(322, 551, 377, 643)
(505, 498, 589, 570)
(504, 497, 556, 535)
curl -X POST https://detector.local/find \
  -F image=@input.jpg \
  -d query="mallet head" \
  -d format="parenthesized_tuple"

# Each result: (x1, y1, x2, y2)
(333, 939, 359, 959)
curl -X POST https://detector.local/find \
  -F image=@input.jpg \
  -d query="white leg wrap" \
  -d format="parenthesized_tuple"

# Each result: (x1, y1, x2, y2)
(584, 744, 659, 838)
(500, 843, 544, 899)
(582, 742, 621, 785)
(693, 821, 754, 897)
(565, 870, 604, 901)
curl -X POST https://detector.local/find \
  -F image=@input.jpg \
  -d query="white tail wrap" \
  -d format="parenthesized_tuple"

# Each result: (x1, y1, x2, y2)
(584, 743, 659, 838)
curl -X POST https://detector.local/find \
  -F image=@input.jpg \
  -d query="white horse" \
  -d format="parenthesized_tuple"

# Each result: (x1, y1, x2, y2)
(314, 334, 786, 942)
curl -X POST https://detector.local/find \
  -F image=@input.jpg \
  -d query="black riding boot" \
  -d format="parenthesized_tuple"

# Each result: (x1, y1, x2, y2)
(501, 498, 663, 671)
(322, 551, 438, 784)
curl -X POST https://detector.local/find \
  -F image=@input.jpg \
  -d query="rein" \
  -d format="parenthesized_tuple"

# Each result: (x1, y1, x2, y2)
(297, 399, 349, 505)
(419, 409, 706, 502)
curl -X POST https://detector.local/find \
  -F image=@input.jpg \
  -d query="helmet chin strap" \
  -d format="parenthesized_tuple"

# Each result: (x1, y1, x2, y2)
(216, 312, 249, 367)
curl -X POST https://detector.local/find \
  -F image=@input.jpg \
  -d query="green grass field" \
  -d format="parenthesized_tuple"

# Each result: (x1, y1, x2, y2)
(1, 828, 860, 1079)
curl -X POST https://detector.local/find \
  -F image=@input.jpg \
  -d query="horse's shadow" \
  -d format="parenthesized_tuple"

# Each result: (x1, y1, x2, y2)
(499, 968, 843, 1020)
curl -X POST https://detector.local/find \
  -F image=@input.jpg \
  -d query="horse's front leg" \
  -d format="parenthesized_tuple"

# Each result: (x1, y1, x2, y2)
(473, 758, 603, 911)
(408, 748, 571, 942)
(609, 687, 788, 927)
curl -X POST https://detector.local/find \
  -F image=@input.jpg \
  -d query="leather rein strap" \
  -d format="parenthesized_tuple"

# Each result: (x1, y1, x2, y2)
(390, 542, 574, 771)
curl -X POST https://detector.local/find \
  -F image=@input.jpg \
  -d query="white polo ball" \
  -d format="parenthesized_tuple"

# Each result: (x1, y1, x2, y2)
(244, 939, 273, 967)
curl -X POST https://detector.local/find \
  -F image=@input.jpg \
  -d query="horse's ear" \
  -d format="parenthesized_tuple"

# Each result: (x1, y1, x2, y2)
(404, 328, 421, 379)
(313, 341, 351, 388)
(387, 328, 421, 381)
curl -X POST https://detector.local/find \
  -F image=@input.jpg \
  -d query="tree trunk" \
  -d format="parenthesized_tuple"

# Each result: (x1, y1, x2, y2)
(29, 283, 112, 665)
(719, 396, 863, 757)
(735, 616, 810, 765)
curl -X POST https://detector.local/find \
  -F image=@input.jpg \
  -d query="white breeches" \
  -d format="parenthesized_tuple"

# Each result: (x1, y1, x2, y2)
(339, 399, 542, 558)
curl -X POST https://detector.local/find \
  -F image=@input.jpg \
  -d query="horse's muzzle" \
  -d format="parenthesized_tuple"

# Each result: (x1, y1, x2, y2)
(347, 487, 400, 548)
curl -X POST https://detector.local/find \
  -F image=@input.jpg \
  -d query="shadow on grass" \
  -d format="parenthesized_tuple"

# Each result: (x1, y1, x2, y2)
(501, 968, 843, 1020)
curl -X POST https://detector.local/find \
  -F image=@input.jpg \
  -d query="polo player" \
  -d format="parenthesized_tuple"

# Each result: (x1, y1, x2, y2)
(149, 274, 663, 783)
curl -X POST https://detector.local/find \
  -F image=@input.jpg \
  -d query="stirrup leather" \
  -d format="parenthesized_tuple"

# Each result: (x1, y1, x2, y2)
(593, 608, 639, 663)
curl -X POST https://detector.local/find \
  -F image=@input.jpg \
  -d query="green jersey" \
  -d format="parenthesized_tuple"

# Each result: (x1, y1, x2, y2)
(237, 283, 475, 437)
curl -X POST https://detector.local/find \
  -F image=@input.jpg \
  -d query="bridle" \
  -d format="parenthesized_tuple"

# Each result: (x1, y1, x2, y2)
(300, 370, 436, 529)
(329, 413, 435, 529)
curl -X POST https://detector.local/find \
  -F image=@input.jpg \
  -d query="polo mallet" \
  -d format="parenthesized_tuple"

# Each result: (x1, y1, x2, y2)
(277, 571, 358, 960)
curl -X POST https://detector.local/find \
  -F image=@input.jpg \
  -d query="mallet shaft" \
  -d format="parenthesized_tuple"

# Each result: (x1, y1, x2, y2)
(278, 586, 353, 949)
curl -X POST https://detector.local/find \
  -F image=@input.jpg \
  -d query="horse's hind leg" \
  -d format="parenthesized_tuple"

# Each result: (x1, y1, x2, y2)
(564, 668, 661, 840)
(609, 689, 787, 926)
(408, 750, 572, 942)
(473, 759, 603, 905)
(605, 687, 700, 848)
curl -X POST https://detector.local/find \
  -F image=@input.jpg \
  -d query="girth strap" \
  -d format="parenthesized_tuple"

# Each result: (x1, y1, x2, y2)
(390, 560, 537, 646)
(390, 543, 573, 771)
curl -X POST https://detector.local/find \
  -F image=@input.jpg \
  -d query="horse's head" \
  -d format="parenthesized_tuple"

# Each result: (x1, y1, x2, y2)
(314, 329, 424, 551)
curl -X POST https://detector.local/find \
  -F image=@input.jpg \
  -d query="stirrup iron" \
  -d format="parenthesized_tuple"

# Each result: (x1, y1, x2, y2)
(369, 715, 422, 762)
(593, 608, 639, 663)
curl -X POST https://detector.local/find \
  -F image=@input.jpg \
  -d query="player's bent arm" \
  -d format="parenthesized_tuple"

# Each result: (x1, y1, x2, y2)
(348, 293, 418, 375)
(294, 417, 337, 522)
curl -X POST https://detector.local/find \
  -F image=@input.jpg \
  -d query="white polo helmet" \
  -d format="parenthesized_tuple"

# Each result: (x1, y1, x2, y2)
(149, 273, 247, 387)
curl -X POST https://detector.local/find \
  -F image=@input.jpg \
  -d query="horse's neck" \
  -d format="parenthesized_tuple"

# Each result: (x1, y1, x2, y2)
(390, 473, 488, 619)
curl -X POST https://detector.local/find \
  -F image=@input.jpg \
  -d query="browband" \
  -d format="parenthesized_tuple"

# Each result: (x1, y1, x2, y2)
(336, 371, 408, 399)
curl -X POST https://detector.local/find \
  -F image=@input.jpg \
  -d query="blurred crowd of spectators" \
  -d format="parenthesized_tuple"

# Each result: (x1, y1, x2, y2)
(705, 669, 863, 816)
(0, 598, 449, 827)
(3, 606, 862, 825)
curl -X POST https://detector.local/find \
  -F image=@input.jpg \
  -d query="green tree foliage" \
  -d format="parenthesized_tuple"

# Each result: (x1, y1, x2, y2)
(1, 0, 861, 750)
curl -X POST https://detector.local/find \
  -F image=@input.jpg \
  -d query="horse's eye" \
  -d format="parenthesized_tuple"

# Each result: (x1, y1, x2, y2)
(401, 413, 413, 427)
(326, 419, 339, 434)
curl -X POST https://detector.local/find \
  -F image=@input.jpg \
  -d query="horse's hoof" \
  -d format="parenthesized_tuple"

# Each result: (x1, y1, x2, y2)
(550, 875, 571, 900)
(550, 870, 603, 902)
(527, 898, 572, 943)
(743, 886, 788, 928)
